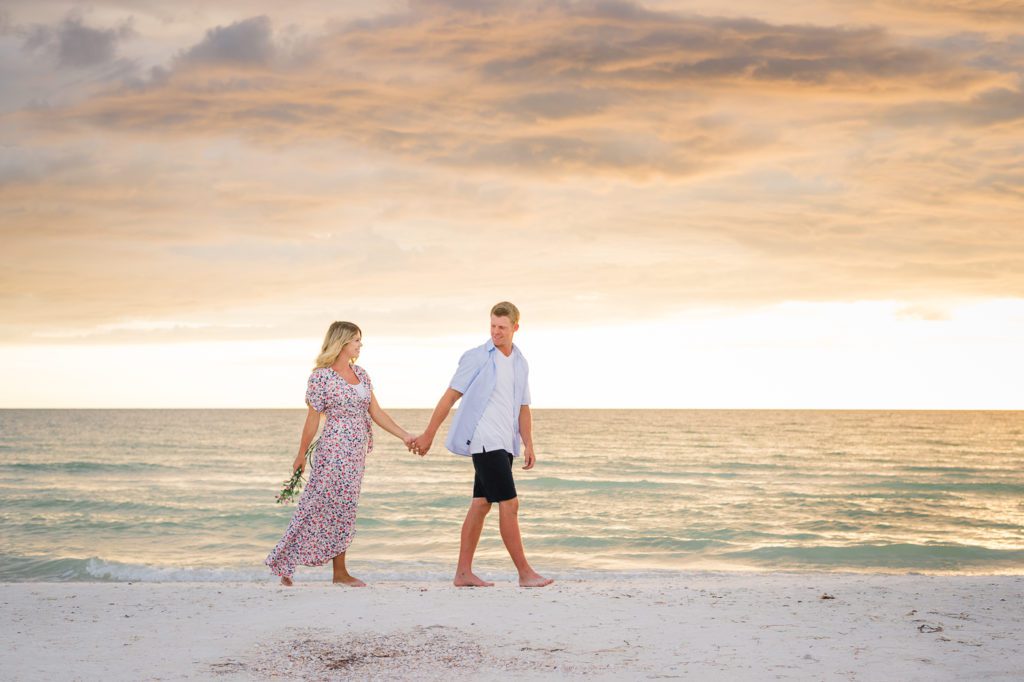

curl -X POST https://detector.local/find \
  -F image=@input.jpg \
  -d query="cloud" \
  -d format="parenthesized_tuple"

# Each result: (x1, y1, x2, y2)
(18, 14, 135, 68)
(17, 2, 995, 182)
(1, 1, 1022, 345)
(477, 14, 968, 89)
(0, 144, 93, 187)
(508, 89, 612, 121)
(407, 0, 515, 13)
(886, 0, 1024, 25)
(638, 0, 1024, 30)
(180, 15, 274, 67)
(883, 86, 1024, 127)
(895, 303, 950, 321)
(2, 128, 1020, 345)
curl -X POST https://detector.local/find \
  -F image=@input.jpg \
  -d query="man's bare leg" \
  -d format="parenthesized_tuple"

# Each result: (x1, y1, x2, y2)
(332, 552, 366, 587)
(454, 497, 495, 587)
(497, 497, 553, 587)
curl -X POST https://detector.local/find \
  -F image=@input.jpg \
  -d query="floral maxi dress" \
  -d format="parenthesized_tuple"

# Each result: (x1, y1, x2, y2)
(265, 365, 374, 579)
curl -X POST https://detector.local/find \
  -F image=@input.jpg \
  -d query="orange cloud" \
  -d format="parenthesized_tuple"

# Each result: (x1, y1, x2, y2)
(23, 5, 998, 174)
(1, 1, 1021, 346)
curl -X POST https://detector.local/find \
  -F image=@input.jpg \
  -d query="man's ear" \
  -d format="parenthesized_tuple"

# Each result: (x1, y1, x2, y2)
(513, 323, 520, 332)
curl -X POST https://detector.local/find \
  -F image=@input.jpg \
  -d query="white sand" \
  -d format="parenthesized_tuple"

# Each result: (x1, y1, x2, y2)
(3, 573, 1022, 680)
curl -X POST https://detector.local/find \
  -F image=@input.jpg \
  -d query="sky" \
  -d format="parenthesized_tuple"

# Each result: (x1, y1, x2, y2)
(1, 0, 1022, 408)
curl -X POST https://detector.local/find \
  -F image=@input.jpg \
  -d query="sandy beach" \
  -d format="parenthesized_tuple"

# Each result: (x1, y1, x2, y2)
(3, 572, 1022, 680)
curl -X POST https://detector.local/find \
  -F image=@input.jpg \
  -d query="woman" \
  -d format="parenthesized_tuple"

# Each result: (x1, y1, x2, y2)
(265, 321, 414, 586)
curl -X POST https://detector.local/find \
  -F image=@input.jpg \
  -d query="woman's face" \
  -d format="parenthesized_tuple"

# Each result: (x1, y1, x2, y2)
(343, 334, 363, 359)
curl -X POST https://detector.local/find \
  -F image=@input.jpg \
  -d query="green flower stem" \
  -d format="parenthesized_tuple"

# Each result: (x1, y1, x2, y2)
(274, 438, 318, 504)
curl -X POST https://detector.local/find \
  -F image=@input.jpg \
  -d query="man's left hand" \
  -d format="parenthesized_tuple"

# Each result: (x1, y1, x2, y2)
(522, 446, 535, 470)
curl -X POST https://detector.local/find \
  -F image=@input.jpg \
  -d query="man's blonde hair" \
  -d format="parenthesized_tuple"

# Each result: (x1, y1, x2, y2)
(490, 301, 520, 325)
(314, 321, 362, 368)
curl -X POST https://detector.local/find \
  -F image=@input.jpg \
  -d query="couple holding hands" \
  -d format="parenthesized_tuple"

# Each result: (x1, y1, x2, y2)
(265, 302, 552, 589)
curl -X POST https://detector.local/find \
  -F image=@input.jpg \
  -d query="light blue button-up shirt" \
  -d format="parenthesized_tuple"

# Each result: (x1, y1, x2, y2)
(444, 339, 531, 457)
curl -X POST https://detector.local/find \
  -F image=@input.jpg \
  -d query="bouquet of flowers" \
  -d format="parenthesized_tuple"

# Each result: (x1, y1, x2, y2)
(275, 438, 318, 504)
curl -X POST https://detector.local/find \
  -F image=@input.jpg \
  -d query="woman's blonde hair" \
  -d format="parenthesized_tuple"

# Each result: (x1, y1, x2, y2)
(314, 321, 362, 369)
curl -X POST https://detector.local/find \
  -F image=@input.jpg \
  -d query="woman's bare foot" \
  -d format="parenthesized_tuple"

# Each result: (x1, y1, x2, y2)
(280, 576, 294, 587)
(453, 571, 495, 587)
(333, 576, 367, 587)
(519, 571, 553, 588)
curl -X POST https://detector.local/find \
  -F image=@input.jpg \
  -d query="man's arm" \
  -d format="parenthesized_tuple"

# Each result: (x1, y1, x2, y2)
(519, 404, 535, 470)
(413, 388, 463, 456)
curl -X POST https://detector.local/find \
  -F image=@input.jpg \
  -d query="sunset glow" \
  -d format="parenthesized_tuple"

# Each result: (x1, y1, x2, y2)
(2, 1, 1022, 408)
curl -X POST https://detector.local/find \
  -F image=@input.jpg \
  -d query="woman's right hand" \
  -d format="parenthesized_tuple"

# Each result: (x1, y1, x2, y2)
(292, 453, 306, 474)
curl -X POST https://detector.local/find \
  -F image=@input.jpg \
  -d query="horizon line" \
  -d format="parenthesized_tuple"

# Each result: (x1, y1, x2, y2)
(1, 406, 1021, 412)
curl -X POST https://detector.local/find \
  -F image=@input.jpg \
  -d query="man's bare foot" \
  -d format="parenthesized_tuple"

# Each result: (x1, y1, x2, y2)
(453, 571, 495, 587)
(519, 572, 553, 588)
(333, 576, 367, 587)
(280, 576, 294, 587)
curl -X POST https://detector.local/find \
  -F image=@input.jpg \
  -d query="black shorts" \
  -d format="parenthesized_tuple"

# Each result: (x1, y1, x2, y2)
(472, 449, 517, 503)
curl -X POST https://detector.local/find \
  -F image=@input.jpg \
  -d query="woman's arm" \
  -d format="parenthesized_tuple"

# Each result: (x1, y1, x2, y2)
(293, 406, 321, 473)
(369, 392, 413, 443)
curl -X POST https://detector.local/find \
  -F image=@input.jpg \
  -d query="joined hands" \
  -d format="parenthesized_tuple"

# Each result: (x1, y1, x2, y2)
(402, 432, 432, 457)
(405, 430, 434, 456)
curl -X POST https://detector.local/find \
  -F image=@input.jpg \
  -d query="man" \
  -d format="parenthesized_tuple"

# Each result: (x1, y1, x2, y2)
(413, 302, 553, 588)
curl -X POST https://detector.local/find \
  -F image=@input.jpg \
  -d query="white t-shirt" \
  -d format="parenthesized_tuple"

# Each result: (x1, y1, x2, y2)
(469, 350, 516, 454)
(353, 381, 369, 399)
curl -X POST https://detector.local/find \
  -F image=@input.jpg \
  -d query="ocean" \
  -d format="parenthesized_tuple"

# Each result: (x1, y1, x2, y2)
(1, 409, 1021, 582)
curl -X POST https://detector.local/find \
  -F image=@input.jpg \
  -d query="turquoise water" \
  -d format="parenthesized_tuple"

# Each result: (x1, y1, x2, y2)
(1, 409, 1022, 581)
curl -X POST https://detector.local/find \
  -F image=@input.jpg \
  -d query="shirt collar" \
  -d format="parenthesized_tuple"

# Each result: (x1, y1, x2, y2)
(485, 338, 518, 357)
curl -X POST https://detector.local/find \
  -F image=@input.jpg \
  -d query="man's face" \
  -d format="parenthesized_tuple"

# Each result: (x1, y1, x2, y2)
(490, 315, 517, 347)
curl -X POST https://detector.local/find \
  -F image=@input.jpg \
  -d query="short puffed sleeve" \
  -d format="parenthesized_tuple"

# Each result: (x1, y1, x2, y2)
(305, 369, 328, 412)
